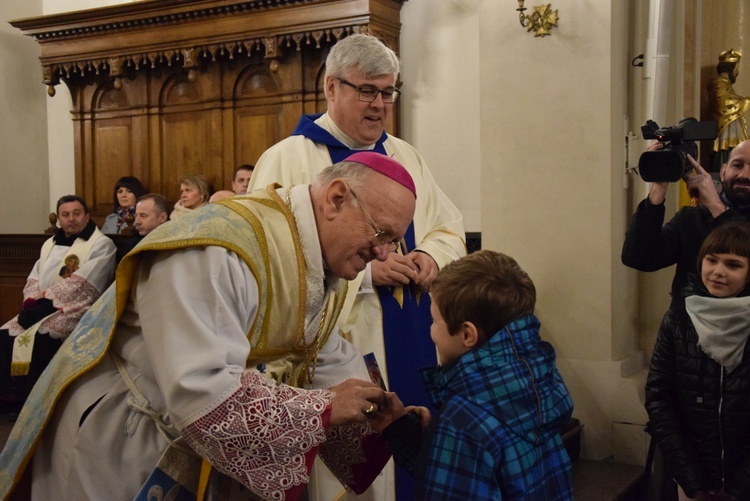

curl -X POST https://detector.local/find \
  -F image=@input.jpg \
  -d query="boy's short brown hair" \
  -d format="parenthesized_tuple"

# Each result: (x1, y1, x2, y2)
(430, 249, 536, 339)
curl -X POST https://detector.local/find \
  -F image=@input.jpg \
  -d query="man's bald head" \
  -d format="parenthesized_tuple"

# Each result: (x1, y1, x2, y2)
(721, 140, 750, 205)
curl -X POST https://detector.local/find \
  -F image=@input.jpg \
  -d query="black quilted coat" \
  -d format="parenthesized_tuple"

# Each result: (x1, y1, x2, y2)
(645, 284, 750, 499)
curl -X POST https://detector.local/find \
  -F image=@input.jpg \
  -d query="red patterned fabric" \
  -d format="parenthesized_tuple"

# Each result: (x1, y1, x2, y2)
(180, 371, 334, 500)
(319, 421, 393, 494)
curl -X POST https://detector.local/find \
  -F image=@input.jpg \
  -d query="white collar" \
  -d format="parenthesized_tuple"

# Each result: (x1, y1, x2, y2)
(315, 113, 377, 151)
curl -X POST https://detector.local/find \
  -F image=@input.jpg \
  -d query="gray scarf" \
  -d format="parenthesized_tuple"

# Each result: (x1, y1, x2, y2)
(686, 295, 750, 373)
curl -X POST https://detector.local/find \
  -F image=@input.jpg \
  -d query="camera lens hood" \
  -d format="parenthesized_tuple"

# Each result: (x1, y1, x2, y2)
(639, 149, 686, 183)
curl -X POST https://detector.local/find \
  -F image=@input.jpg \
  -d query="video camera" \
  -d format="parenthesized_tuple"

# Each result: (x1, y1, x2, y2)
(638, 118, 717, 182)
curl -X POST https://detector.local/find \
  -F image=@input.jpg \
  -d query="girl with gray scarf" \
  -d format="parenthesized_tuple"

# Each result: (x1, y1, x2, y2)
(646, 221, 750, 501)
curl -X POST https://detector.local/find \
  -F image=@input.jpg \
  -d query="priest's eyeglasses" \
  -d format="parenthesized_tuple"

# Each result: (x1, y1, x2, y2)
(337, 78, 401, 104)
(348, 185, 400, 252)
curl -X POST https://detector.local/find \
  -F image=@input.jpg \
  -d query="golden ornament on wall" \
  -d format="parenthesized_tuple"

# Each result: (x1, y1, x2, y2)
(517, 1, 559, 37)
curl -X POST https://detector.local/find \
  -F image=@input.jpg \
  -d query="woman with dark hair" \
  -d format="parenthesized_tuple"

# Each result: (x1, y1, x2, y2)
(101, 176, 147, 234)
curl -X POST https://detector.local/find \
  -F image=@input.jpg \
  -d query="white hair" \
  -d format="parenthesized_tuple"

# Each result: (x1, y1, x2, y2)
(325, 34, 400, 81)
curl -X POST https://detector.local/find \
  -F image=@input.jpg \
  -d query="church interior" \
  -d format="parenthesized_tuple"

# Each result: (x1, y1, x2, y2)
(1, 0, 749, 499)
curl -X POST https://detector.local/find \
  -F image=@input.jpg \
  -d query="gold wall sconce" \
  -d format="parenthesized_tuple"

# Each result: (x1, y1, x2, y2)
(517, 1, 559, 37)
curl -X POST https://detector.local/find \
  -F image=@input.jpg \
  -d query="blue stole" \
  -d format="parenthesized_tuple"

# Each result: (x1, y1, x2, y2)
(294, 114, 437, 499)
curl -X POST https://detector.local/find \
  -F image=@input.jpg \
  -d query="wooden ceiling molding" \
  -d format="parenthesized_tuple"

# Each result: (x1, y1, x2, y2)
(11, 0, 406, 97)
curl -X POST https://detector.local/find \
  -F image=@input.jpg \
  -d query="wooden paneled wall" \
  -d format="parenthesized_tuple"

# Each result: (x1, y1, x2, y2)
(1, 1, 406, 320)
(11, 0, 405, 225)
(71, 48, 328, 220)
(0, 235, 50, 325)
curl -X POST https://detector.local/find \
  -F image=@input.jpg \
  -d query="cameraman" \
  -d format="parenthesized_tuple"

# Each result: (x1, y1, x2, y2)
(622, 139, 750, 310)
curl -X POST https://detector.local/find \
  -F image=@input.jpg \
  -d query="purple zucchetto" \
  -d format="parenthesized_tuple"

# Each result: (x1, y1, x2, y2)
(345, 151, 416, 198)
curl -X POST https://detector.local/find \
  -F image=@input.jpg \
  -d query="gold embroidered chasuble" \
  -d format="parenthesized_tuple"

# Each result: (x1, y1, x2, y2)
(0, 185, 348, 498)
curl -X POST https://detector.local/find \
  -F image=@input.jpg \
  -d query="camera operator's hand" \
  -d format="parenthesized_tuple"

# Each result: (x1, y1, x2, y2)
(685, 155, 726, 217)
(645, 142, 669, 205)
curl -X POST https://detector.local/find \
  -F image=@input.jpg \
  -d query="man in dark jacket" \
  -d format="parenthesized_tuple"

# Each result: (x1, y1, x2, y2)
(622, 140, 750, 310)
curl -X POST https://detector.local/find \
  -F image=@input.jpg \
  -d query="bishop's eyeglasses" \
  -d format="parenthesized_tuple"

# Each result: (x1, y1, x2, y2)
(348, 185, 400, 252)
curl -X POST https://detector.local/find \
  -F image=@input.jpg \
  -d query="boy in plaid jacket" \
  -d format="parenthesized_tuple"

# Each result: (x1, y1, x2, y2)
(373, 250, 574, 500)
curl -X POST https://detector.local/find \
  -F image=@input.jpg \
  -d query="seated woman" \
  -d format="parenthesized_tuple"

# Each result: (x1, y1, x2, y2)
(171, 174, 211, 220)
(101, 176, 147, 234)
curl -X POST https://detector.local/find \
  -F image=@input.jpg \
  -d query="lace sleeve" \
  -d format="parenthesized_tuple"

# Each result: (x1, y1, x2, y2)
(318, 421, 392, 494)
(23, 278, 42, 301)
(41, 275, 103, 339)
(1, 279, 43, 335)
(179, 371, 334, 500)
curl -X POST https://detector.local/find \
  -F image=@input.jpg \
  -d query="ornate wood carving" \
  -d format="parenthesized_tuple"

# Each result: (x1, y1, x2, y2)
(11, 0, 405, 224)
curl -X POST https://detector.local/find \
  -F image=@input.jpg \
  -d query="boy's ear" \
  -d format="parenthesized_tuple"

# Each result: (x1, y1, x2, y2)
(460, 321, 481, 349)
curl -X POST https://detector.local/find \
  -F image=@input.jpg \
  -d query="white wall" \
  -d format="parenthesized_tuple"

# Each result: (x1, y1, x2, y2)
(486, 0, 645, 460)
(403, 0, 649, 461)
(0, 0, 49, 232)
(0, 0, 134, 230)
(400, 0, 481, 232)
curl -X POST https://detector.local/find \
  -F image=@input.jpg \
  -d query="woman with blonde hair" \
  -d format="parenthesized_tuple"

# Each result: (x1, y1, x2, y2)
(171, 174, 211, 220)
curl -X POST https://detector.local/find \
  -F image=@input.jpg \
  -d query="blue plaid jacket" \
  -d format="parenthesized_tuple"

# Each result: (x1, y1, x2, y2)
(386, 314, 574, 500)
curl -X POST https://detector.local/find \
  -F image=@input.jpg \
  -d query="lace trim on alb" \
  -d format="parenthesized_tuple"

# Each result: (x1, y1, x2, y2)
(41, 274, 103, 338)
(180, 370, 334, 500)
(22, 278, 42, 300)
(2, 275, 101, 338)
(318, 421, 373, 487)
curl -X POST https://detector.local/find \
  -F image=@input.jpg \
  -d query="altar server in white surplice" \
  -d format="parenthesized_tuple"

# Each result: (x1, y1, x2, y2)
(0, 195, 115, 410)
